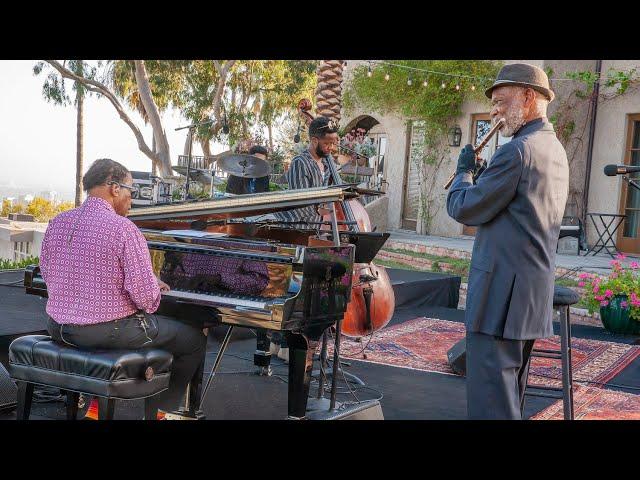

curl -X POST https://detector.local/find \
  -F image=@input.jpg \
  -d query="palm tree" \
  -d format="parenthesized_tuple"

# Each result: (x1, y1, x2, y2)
(315, 60, 344, 123)
(34, 60, 93, 206)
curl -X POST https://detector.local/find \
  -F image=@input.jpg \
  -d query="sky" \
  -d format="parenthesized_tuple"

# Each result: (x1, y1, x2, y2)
(0, 60, 227, 200)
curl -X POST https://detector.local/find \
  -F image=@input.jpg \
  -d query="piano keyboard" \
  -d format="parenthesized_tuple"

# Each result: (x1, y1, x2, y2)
(162, 289, 275, 311)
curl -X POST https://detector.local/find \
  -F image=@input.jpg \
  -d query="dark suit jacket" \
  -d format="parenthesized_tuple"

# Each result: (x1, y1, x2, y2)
(447, 118, 569, 339)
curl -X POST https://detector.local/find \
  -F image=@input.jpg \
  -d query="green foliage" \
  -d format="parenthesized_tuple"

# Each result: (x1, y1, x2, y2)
(33, 60, 97, 106)
(0, 256, 39, 270)
(604, 67, 638, 95)
(111, 60, 317, 148)
(344, 60, 502, 232)
(344, 60, 502, 124)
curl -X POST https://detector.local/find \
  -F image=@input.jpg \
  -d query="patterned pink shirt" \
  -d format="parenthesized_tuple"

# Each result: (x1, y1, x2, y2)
(40, 196, 161, 325)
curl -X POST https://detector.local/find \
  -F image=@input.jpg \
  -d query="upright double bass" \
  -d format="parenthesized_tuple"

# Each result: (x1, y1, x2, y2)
(296, 99, 395, 337)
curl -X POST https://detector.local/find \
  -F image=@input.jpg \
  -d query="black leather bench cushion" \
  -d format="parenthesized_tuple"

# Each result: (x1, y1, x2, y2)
(8, 335, 173, 400)
(553, 285, 580, 306)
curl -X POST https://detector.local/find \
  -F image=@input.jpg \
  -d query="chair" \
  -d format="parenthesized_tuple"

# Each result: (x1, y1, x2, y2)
(524, 285, 580, 420)
(557, 216, 582, 255)
(583, 212, 626, 258)
(8, 335, 173, 420)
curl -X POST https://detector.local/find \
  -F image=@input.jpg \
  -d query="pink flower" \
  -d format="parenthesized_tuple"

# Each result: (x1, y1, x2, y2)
(593, 286, 600, 294)
(579, 272, 589, 279)
(605, 289, 614, 298)
(578, 281, 585, 287)
(595, 295, 605, 301)
(621, 301, 628, 308)
(631, 293, 638, 301)
(611, 272, 618, 278)
(601, 300, 609, 307)
(616, 252, 627, 260)
(610, 260, 620, 267)
(631, 262, 639, 270)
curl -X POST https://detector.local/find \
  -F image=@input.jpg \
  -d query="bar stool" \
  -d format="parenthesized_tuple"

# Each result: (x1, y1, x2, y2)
(524, 285, 580, 420)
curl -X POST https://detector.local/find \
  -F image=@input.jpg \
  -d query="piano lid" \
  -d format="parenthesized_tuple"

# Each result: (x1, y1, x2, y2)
(127, 185, 356, 222)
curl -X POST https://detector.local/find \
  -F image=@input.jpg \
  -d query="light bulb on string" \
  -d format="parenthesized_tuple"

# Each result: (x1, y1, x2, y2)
(384, 72, 390, 81)
(441, 81, 446, 89)
(407, 76, 412, 86)
(423, 79, 428, 87)
(471, 85, 476, 91)
(367, 64, 372, 77)
(455, 83, 460, 91)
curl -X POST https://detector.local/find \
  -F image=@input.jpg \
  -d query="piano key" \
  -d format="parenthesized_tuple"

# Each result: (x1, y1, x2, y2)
(162, 289, 270, 310)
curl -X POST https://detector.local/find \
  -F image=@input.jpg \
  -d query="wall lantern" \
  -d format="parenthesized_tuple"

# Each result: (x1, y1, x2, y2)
(448, 125, 462, 147)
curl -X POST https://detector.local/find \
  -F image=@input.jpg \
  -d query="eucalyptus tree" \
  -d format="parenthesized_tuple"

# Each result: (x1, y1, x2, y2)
(39, 60, 176, 177)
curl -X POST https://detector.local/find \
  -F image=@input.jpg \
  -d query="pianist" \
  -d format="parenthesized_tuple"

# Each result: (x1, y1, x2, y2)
(39, 158, 207, 419)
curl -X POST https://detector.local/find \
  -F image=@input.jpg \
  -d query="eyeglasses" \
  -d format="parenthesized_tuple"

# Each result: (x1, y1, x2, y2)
(317, 120, 339, 131)
(107, 181, 138, 195)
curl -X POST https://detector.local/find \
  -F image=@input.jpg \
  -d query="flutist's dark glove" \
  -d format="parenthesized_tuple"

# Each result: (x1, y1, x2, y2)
(456, 144, 477, 175)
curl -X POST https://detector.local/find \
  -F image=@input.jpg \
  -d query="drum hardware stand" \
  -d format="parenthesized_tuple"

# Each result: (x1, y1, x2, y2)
(307, 202, 367, 413)
(176, 119, 214, 201)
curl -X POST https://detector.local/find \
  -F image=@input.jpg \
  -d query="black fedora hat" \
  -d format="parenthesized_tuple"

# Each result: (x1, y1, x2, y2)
(485, 63, 555, 102)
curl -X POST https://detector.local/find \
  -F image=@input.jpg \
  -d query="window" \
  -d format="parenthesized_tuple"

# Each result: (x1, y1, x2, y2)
(471, 114, 510, 165)
(13, 241, 32, 261)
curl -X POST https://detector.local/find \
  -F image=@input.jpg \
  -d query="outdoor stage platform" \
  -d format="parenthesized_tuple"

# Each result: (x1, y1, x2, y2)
(1, 267, 639, 420)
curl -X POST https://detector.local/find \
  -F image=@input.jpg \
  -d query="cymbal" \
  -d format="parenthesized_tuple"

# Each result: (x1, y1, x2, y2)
(214, 153, 272, 179)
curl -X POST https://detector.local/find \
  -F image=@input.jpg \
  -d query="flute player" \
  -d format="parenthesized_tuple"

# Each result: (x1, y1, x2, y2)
(446, 63, 569, 420)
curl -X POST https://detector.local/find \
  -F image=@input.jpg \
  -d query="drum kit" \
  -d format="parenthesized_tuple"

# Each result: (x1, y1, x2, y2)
(173, 152, 273, 197)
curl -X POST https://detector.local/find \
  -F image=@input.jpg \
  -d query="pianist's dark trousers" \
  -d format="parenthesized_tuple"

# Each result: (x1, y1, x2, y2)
(47, 312, 207, 412)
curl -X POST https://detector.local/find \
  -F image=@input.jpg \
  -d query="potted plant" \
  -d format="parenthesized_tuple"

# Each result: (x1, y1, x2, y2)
(580, 253, 640, 334)
(340, 128, 377, 167)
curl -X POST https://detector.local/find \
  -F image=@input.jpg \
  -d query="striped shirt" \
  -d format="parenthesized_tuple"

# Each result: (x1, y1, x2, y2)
(276, 148, 339, 228)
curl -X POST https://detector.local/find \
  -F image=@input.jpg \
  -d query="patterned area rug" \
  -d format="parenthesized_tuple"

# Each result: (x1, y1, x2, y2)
(531, 385, 640, 420)
(336, 317, 640, 389)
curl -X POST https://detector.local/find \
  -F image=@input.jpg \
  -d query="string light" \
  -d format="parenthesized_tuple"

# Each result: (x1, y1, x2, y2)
(423, 79, 428, 87)
(384, 72, 390, 81)
(441, 81, 446, 89)
(367, 64, 372, 77)
(407, 76, 412, 86)
(367, 60, 617, 84)
(471, 85, 476, 91)
(455, 84, 460, 91)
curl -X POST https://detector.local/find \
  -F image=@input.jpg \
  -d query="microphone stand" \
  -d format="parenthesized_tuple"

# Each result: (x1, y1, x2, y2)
(622, 175, 640, 193)
(176, 119, 214, 200)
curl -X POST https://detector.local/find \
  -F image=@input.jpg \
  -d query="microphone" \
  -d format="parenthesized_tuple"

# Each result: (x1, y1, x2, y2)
(604, 164, 640, 176)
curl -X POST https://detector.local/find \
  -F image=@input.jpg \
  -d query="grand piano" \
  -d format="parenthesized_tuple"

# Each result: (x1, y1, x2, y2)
(24, 185, 390, 419)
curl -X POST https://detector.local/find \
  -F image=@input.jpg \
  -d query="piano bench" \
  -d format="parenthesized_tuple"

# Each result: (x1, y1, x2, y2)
(7, 335, 173, 420)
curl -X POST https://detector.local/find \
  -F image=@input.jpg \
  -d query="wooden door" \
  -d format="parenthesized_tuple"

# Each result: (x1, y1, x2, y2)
(401, 120, 425, 230)
(616, 114, 640, 253)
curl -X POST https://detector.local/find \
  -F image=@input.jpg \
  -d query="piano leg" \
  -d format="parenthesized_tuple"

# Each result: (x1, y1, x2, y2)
(254, 328, 272, 376)
(286, 332, 317, 419)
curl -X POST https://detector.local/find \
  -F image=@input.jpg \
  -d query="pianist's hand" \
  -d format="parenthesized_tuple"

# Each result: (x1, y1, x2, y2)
(157, 278, 171, 292)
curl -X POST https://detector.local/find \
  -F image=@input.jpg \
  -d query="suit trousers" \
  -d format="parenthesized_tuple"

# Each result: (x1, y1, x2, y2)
(47, 313, 208, 412)
(466, 330, 535, 420)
